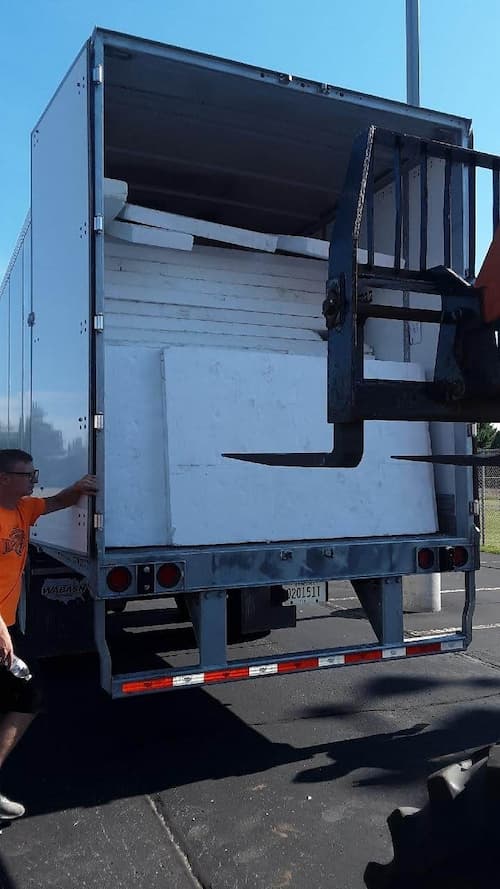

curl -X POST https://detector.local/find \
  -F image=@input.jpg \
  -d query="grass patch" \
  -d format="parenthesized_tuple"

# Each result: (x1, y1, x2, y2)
(480, 497, 500, 553)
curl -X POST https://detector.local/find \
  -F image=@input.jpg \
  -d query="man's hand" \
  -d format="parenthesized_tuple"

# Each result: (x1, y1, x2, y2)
(0, 623, 13, 669)
(72, 475, 99, 496)
(43, 475, 99, 515)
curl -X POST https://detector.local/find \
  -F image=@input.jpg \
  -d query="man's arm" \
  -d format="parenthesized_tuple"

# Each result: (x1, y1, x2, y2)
(0, 614, 13, 667)
(43, 475, 98, 515)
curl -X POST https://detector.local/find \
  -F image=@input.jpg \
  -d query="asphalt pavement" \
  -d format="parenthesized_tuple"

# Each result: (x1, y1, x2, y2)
(3, 561, 500, 889)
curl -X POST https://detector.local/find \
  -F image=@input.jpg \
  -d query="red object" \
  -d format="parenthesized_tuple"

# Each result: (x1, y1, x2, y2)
(476, 225, 500, 323)
(417, 548, 435, 570)
(277, 658, 319, 673)
(106, 566, 132, 593)
(156, 563, 182, 588)
(205, 667, 250, 682)
(406, 642, 441, 656)
(453, 546, 469, 568)
(345, 650, 383, 664)
(123, 677, 173, 694)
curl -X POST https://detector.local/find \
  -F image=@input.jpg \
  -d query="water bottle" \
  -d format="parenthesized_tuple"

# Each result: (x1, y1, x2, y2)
(9, 656, 32, 681)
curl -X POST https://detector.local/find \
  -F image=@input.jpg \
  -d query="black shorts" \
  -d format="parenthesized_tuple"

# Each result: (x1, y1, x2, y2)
(0, 628, 44, 715)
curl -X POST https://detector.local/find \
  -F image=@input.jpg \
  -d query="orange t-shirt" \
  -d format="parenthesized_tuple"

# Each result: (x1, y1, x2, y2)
(0, 497, 46, 626)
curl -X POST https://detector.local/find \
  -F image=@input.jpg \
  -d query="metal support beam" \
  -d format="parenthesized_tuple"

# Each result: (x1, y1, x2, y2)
(462, 567, 477, 646)
(406, 0, 421, 106)
(353, 577, 404, 645)
(107, 144, 333, 196)
(94, 599, 112, 694)
(188, 589, 228, 666)
(122, 180, 313, 223)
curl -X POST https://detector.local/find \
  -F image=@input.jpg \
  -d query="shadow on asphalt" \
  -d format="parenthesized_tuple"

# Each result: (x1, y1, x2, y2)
(325, 607, 366, 620)
(0, 856, 17, 888)
(293, 711, 500, 786)
(2, 654, 500, 821)
(363, 674, 500, 695)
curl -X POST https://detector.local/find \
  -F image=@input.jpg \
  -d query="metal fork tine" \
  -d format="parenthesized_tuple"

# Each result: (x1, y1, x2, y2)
(393, 454, 500, 467)
(223, 423, 364, 468)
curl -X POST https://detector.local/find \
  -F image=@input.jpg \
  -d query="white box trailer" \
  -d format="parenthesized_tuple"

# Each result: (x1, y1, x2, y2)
(1, 28, 496, 696)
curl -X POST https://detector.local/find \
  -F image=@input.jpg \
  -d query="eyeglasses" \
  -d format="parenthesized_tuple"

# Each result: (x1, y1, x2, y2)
(5, 470, 39, 483)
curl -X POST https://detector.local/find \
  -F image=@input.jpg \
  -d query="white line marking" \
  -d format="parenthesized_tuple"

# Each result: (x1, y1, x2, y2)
(407, 622, 500, 636)
(328, 596, 357, 601)
(329, 587, 500, 605)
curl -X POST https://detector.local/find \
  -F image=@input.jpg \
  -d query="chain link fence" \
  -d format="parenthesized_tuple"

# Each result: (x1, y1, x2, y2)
(477, 449, 500, 551)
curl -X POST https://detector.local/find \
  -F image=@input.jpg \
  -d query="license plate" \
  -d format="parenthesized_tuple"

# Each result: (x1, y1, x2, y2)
(283, 582, 327, 605)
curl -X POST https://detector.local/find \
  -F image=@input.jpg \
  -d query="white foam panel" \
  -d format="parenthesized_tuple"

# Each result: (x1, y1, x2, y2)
(105, 344, 437, 547)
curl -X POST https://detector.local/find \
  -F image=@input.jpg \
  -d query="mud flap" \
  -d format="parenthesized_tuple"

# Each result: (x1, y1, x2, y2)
(21, 548, 94, 658)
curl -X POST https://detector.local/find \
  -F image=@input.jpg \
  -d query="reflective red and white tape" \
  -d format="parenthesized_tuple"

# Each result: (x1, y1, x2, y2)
(120, 637, 464, 695)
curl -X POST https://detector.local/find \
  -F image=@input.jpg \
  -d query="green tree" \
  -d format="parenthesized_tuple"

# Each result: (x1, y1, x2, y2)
(476, 422, 498, 449)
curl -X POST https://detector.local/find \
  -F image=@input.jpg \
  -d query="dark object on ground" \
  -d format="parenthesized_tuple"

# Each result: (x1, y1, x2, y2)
(365, 743, 500, 888)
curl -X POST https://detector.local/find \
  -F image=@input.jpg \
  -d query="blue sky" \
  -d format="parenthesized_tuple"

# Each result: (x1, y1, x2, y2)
(1, 0, 499, 279)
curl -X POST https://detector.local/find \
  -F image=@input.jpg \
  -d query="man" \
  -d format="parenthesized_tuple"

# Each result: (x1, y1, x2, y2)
(0, 448, 97, 819)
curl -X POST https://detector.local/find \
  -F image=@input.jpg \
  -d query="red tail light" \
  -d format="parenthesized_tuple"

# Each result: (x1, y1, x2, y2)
(107, 567, 133, 593)
(417, 548, 435, 570)
(156, 563, 182, 589)
(453, 546, 469, 568)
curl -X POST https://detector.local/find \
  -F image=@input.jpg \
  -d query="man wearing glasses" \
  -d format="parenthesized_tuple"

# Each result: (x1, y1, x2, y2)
(0, 448, 97, 820)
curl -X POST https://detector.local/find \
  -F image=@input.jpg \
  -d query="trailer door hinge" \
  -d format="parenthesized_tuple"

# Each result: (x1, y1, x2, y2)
(93, 513, 104, 531)
(470, 499, 479, 515)
(93, 314, 104, 332)
(469, 423, 478, 438)
(92, 65, 104, 84)
(93, 215, 104, 233)
(27, 312, 35, 327)
(93, 413, 104, 431)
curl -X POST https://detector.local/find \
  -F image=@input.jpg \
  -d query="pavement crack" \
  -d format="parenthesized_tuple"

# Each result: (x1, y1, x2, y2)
(146, 793, 208, 888)
(462, 650, 500, 672)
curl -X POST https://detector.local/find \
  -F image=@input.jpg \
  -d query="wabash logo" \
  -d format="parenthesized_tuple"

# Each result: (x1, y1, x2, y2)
(41, 578, 89, 604)
(0, 528, 25, 556)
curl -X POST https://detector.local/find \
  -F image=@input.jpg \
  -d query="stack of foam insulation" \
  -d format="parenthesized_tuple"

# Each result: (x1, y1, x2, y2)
(102, 178, 437, 547)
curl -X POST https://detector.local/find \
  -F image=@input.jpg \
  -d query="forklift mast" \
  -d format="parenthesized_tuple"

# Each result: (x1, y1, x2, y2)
(226, 126, 500, 468)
